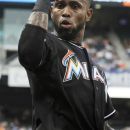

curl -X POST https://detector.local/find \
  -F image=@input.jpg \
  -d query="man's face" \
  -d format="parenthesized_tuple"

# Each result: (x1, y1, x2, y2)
(51, 0, 93, 40)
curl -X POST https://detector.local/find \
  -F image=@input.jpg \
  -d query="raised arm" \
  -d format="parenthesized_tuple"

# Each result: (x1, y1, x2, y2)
(28, 0, 50, 30)
(18, 0, 51, 71)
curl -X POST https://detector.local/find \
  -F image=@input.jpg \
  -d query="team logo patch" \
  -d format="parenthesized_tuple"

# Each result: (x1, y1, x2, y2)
(62, 50, 86, 82)
(62, 50, 107, 101)
(62, 50, 105, 83)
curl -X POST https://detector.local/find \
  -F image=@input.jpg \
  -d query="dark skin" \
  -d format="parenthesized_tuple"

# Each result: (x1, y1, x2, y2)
(50, 0, 93, 44)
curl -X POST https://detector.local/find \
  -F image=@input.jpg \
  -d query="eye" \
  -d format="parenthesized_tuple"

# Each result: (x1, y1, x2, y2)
(55, 2, 65, 9)
(70, 2, 81, 10)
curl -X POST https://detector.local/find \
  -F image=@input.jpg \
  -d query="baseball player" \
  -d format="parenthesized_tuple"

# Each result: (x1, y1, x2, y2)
(18, 0, 116, 130)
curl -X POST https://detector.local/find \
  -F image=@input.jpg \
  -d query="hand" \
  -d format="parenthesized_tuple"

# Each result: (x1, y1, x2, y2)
(33, 0, 51, 12)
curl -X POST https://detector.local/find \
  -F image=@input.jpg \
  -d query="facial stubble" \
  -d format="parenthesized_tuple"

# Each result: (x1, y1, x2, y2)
(53, 21, 85, 41)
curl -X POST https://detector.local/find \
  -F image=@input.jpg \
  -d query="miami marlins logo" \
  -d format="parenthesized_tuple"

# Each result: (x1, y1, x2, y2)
(62, 50, 107, 101)
(62, 50, 105, 84)
(62, 50, 87, 82)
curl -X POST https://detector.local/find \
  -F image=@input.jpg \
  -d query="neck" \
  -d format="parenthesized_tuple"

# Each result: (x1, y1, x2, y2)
(54, 26, 85, 45)
(70, 28, 85, 45)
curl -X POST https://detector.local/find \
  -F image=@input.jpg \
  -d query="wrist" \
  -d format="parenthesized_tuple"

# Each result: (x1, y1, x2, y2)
(33, 0, 50, 13)
(27, 12, 48, 30)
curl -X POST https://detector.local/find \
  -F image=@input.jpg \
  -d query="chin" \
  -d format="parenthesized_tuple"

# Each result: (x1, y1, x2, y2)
(58, 31, 75, 41)
(53, 23, 81, 41)
(57, 28, 77, 41)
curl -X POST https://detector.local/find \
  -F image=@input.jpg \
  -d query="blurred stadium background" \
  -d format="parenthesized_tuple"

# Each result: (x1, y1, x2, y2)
(0, 0, 130, 130)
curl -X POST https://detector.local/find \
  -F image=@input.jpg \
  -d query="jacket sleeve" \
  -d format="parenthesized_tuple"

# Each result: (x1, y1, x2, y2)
(102, 72, 116, 121)
(104, 94, 116, 120)
(18, 24, 48, 71)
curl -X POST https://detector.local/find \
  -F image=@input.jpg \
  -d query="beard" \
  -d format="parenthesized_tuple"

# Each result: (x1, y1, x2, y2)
(53, 21, 85, 41)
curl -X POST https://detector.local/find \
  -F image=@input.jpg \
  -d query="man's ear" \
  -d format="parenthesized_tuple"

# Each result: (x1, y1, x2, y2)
(86, 8, 93, 22)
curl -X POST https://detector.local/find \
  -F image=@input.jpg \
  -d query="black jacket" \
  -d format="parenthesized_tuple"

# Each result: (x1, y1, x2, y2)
(18, 24, 116, 130)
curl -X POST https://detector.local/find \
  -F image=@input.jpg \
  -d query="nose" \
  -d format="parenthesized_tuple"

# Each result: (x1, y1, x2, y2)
(62, 7, 71, 17)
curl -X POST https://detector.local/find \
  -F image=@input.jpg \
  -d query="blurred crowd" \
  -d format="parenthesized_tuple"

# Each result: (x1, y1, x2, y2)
(0, 106, 32, 130)
(82, 35, 129, 72)
(122, 38, 130, 58)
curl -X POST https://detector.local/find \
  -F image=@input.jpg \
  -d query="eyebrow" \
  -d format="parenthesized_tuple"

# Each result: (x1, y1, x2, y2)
(70, 0, 83, 7)
(55, 0, 84, 5)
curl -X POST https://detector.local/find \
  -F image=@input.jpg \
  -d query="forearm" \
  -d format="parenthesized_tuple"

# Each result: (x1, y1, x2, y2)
(18, 24, 47, 70)
(27, 11, 48, 30)
(27, 0, 51, 30)
(18, 0, 51, 70)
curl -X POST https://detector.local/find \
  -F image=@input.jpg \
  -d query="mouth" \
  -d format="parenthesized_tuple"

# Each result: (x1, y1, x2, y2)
(60, 20, 72, 29)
